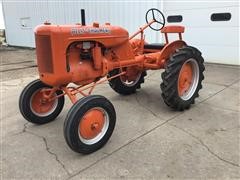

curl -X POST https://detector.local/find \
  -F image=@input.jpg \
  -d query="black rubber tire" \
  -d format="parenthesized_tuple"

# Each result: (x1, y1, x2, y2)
(19, 79, 65, 124)
(160, 46, 205, 110)
(108, 69, 146, 95)
(64, 95, 116, 154)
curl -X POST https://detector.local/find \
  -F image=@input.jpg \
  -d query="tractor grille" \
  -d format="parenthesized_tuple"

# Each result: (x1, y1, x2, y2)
(35, 35, 53, 73)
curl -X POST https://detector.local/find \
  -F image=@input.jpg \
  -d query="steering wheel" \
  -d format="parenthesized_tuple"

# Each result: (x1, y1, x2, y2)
(145, 8, 165, 31)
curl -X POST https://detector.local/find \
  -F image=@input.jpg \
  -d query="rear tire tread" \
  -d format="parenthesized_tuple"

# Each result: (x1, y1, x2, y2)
(160, 46, 205, 111)
(108, 69, 147, 95)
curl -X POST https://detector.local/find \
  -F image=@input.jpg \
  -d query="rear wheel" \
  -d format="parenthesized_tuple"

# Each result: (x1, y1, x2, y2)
(64, 95, 116, 154)
(108, 68, 146, 95)
(160, 46, 205, 110)
(19, 79, 65, 124)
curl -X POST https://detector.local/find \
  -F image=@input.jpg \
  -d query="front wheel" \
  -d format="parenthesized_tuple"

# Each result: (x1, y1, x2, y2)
(64, 95, 116, 154)
(160, 46, 205, 110)
(19, 79, 65, 124)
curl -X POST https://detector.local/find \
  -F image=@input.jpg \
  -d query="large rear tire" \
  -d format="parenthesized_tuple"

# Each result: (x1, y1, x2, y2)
(19, 79, 65, 124)
(160, 46, 205, 110)
(108, 68, 146, 95)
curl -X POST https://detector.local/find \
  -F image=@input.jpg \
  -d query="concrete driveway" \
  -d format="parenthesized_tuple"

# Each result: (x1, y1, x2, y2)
(1, 49, 240, 179)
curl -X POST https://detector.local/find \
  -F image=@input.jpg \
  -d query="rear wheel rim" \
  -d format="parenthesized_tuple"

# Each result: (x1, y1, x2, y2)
(120, 73, 142, 87)
(178, 58, 199, 100)
(78, 107, 109, 145)
(30, 88, 58, 117)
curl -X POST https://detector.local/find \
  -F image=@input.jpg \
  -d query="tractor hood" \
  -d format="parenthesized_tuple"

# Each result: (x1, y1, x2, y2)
(35, 23, 129, 48)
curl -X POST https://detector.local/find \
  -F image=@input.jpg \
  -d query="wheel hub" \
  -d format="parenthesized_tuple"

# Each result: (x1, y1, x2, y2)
(120, 68, 142, 87)
(30, 90, 56, 115)
(177, 58, 200, 101)
(79, 109, 105, 140)
(178, 63, 193, 96)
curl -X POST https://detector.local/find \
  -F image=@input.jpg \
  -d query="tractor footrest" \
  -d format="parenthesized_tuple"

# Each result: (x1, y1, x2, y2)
(144, 43, 165, 50)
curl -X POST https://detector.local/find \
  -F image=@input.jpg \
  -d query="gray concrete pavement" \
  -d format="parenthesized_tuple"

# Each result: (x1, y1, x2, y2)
(1, 53, 240, 179)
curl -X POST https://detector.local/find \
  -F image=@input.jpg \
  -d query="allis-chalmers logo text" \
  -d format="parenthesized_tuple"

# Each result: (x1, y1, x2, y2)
(71, 27, 111, 35)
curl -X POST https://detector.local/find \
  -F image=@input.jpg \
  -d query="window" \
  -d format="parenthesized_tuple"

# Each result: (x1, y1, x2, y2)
(211, 13, 231, 21)
(167, 15, 183, 23)
(20, 17, 32, 29)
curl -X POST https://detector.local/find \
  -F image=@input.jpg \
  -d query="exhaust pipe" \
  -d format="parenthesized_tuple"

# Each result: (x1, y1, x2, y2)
(81, 9, 86, 26)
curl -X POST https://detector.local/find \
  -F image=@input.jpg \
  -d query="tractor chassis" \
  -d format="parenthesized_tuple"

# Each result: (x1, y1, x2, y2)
(19, 8, 205, 154)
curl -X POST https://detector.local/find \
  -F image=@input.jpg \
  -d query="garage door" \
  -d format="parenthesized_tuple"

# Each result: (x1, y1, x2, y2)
(163, 1, 239, 65)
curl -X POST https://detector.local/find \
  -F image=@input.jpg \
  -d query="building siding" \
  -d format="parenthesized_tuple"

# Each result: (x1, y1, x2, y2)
(2, 1, 160, 47)
(163, 0, 239, 65)
(2, 0, 240, 65)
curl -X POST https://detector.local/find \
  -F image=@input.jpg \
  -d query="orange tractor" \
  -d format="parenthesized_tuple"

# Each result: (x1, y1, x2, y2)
(19, 9, 205, 154)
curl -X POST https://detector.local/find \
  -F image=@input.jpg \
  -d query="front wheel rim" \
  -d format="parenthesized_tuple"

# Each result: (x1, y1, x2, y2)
(30, 88, 58, 117)
(178, 58, 199, 100)
(78, 107, 109, 145)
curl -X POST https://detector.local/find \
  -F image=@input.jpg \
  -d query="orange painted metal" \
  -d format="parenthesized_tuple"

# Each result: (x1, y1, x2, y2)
(161, 26, 185, 33)
(130, 39, 145, 55)
(47, 71, 126, 103)
(129, 20, 155, 40)
(120, 66, 142, 82)
(178, 62, 193, 96)
(35, 24, 129, 86)
(31, 89, 56, 114)
(92, 43, 102, 70)
(62, 87, 78, 104)
(164, 33, 169, 44)
(157, 40, 187, 67)
(179, 33, 182, 40)
(79, 109, 105, 139)
(143, 48, 159, 53)
(34, 19, 187, 104)
(161, 26, 185, 44)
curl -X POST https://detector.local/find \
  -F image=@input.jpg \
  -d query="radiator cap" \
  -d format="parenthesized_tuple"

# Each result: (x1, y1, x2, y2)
(93, 22, 99, 28)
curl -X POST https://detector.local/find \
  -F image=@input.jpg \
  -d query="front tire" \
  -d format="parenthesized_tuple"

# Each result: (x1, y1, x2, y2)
(64, 95, 116, 154)
(160, 46, 205, 110)
(19, 79, 65, 124)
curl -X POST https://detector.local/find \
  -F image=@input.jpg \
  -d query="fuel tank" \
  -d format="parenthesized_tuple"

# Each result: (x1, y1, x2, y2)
(35, 23, 129, 48)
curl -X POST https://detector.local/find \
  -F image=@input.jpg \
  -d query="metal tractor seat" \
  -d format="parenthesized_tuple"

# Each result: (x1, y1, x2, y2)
(144, 43, 165, 50)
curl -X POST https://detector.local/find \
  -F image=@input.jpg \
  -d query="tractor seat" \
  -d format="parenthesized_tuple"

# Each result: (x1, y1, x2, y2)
(144, 43, 165, 50)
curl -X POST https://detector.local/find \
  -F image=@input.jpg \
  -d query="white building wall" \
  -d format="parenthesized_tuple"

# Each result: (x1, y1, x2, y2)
(0, 2, 5, 29)
(163, 0, 239, 65)
(2, 0, 240, 65)
(2, 1, 161, 47)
